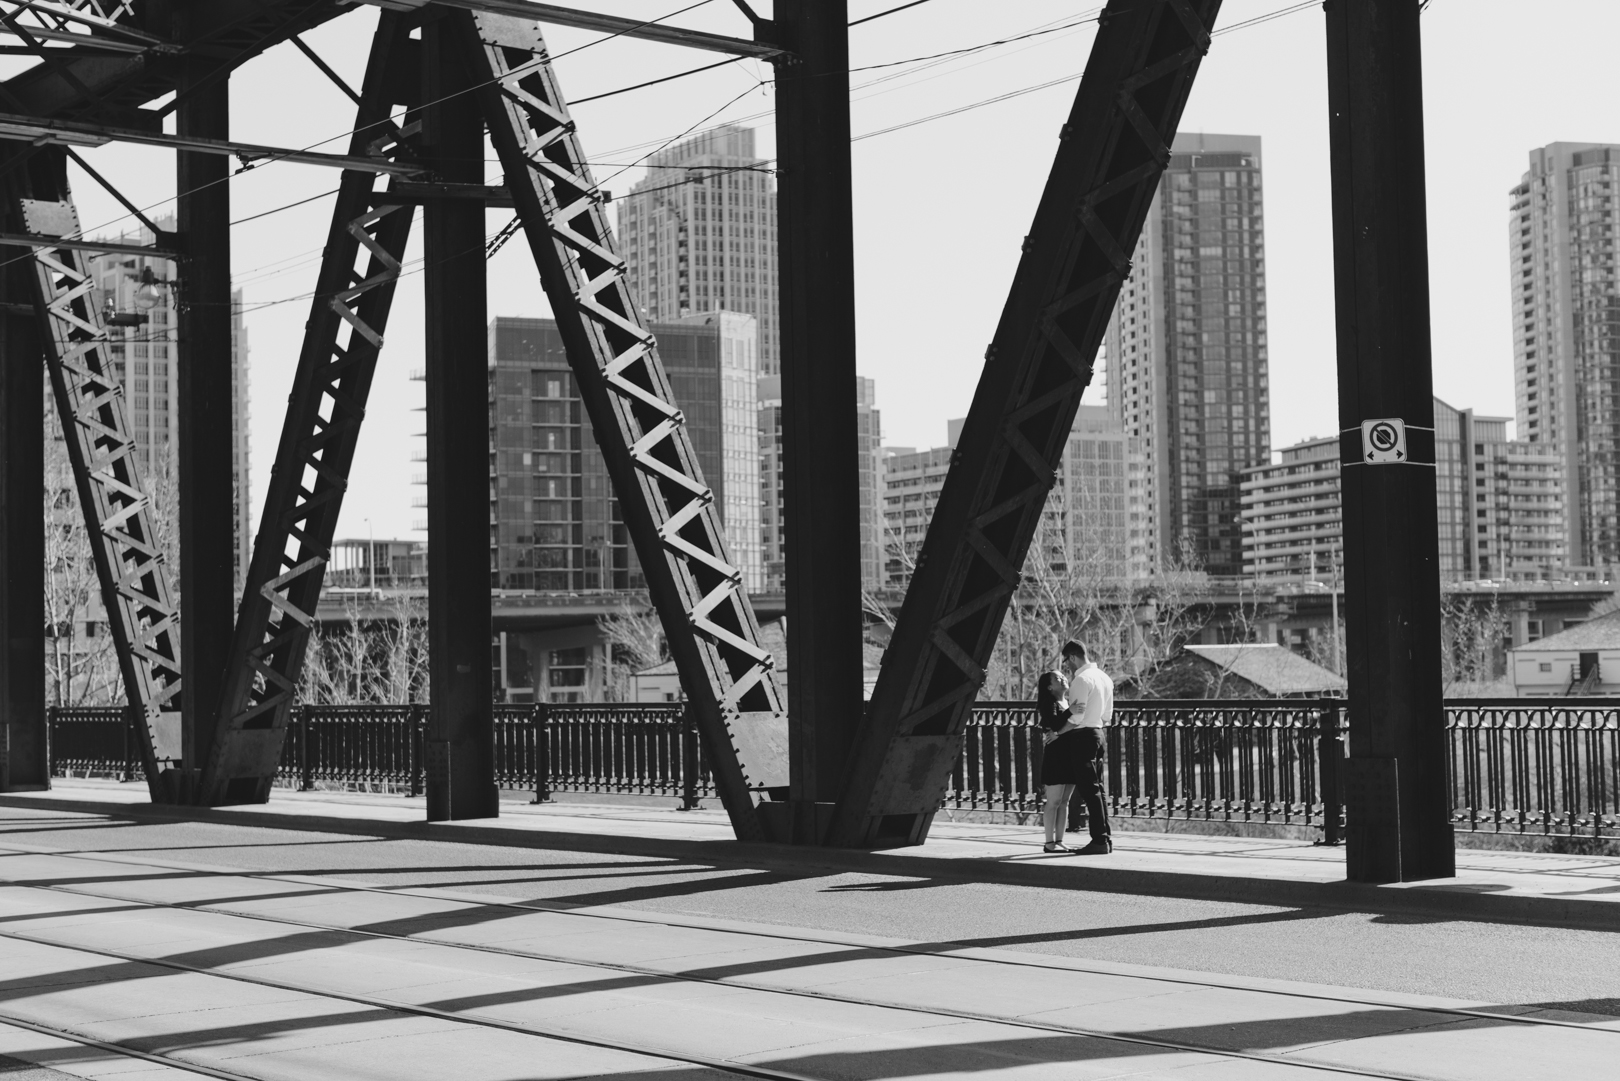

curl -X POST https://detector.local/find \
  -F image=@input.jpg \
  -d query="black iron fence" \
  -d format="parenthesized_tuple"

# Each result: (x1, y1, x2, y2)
(42, 698, 1620, 840)
(961, 700, 1343, 836)
(48, 703, 714, 809)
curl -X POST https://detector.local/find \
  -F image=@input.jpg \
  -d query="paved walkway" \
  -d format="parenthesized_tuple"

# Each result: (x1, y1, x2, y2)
(0, 796, 1617, 1080)
(7, 780, 1619, 929)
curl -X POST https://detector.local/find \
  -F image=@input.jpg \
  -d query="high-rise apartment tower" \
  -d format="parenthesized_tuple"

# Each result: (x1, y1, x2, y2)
(1104, 133, 1270, 578)
(616, 124, 780, 374)
(488, 314, 762, 593)
(1511, 142, 1620, 570)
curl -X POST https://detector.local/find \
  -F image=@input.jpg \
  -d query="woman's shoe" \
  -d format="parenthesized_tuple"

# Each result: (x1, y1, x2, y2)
(1042, 842, 1071, 854)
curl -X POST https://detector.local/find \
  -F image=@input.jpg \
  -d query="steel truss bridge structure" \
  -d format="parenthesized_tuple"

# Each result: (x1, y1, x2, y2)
(0, 0, 1453, 883)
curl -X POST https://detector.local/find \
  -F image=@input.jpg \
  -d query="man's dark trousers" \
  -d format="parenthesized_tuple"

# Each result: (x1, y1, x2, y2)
(1066, 728, 1111, 841)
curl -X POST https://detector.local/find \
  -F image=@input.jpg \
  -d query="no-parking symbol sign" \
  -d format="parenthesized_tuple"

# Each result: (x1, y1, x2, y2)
(1360, 418, 1407, 464)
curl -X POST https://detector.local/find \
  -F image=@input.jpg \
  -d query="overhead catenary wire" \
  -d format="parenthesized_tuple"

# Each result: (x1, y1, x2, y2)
(40, 3, 1105, 253)
(58, 0, 1320, 299)
(849, 0, 940, 28)
(226, 0, 1325, 295)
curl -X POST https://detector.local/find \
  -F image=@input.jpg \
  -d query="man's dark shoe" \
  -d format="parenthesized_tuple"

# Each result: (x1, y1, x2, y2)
(1074, 838, 1112, 855)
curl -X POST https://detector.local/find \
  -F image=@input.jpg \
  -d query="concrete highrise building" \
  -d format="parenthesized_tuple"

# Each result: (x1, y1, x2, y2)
(879, 442, 952, 590)
(1241, 397, 1566, 584)
(1063, 405, 1150, 583)
(89, 222, 252, 588)
(1104, 133, 1270, 578)
(488, 314, 762, 594)
(616, 124, 780, 374)
(882, 408, 1146, 590)
(1511, 142, 1620, 571)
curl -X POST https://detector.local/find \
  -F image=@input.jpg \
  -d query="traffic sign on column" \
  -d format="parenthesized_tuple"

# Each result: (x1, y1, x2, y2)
(1361, 418, 1407, 464)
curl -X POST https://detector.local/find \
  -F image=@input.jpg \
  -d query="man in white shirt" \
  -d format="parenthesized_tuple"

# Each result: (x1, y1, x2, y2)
(1060, 640, 1114, 854)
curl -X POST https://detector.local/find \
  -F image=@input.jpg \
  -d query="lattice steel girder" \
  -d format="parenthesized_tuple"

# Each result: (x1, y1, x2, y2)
(457, 11, 789, 841)
(9, 150, 182, 795)
(198, 11, 420, 807)
(828, 0, 1221, 849)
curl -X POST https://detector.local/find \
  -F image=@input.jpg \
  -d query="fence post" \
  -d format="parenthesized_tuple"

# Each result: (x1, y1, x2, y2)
(532, 702, 550, 804)
(121, 704, 135, 782)
(298, 706, 314, 791)
(678, 703, 699, 811)
(45, 706, 56, 781)
(409, 704, 425, 798)
(1318, 701, 1346, 845)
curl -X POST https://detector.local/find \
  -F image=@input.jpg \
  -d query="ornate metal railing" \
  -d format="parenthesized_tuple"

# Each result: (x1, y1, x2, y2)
(962, 700, 1342, 835)
(41, 699, 1620, 839)
(48, 706, 139, 782)
(1445, 699, 1620, 839)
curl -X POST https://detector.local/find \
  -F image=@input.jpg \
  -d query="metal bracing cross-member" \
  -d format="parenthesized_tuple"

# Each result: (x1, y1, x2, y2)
(197, 12, 420, 806)
(456, 11, 789, 840)
(828, 0, 1222, 849)
(3, 153, 182, 794)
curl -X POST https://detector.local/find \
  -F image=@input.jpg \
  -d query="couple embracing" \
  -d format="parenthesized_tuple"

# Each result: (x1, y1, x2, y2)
(1035, 640, 1114, 856)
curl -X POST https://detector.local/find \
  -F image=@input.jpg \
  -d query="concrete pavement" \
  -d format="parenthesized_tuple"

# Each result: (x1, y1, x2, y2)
(0, 786, 1615, 1079)
(7, 779, 1619, 929)
(0, 828, 1615, 1080)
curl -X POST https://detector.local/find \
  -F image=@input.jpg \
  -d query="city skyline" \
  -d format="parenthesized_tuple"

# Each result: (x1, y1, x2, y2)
(44, 2, 1595, 546)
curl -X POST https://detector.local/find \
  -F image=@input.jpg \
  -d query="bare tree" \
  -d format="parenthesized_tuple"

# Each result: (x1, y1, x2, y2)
(982, 478, 1213, 701)
(597, 598, 665, 702)
(1440, 590, 1510, 695)
(42, 406, 120, 706)
(298, 592, 430, 705)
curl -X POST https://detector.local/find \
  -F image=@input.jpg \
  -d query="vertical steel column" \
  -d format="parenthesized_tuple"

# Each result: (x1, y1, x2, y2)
(423, 15, 496, 821)
(774, 0, 863, 840)
(198, 12, 420, 806)
(175, 21, 235, 797)
(1325, 0, 1454, 882)
(0, 195, 45, 791)
(458, 12, 787, 842)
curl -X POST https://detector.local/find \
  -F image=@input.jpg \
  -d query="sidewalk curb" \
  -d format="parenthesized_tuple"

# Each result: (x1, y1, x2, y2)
(4, 792, 1615, 932)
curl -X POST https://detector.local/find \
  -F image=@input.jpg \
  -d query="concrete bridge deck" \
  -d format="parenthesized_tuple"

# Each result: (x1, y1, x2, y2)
(0, 782, 1615, 1080)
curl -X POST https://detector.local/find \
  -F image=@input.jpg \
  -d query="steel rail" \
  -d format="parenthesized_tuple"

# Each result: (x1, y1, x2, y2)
(0, 110, 425, 175)
(199, 12, 420, 807)
(0, 230, 173, 255)
(4, 833, 1615, 1038)
(832, 0, 1223, 848)
(0, 1012, 258, 1081)
(0, 857, 1544, 1081)
(0, 922, 821, 1081)
(458, 11, 788, 840)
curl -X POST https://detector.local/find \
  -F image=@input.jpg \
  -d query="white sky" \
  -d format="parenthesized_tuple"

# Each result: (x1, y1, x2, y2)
(42, 0, 1620, 540)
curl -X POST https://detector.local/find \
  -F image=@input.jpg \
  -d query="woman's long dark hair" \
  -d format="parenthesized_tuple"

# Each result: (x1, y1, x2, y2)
(1036, 670, 1068, 732)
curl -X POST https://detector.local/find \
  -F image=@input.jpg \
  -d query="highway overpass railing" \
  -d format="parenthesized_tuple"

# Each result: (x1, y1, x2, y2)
(43, 699, 1620, 841)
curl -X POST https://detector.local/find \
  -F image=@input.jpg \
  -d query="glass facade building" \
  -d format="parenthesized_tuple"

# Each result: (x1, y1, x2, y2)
(1105, 133, 1270, 578)
(488, 314, 762, 593)
(615, 124, 780, 374)
(1511, 142, 1620, 570)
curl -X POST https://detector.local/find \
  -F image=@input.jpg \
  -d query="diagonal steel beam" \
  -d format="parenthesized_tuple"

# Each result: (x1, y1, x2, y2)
(197, 11, 420, 806)
(5, 149, 182, 796)
(456, 10, 788, 842)
(828, 0, 1222, 849)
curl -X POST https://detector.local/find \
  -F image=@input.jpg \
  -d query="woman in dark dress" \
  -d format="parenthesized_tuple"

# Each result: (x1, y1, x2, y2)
(1037, 670, 1081, 853)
